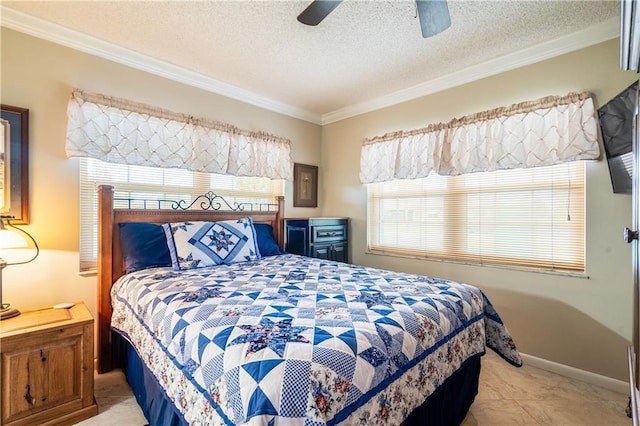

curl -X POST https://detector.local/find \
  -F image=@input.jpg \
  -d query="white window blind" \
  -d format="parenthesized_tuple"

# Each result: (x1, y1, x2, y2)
(367, 161, 585, 272)
(79, 158, 283, 272)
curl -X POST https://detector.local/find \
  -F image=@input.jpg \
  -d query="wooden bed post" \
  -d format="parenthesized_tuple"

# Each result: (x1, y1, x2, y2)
(97, 185, 114, 373)
(275, 195, 285, 249)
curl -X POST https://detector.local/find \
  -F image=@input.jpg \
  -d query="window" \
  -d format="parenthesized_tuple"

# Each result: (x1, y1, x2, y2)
(367, 161, 585, 272)
(79, 158, 283, 271)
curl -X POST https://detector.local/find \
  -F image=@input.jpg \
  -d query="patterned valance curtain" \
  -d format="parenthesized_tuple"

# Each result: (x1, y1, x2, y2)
(66, 89, 293, 180)
(360, 91, 600, 184)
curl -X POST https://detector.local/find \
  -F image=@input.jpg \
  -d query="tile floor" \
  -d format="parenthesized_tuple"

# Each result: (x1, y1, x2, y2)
(462, 352, 630, 425)
(76, 351, 632, 425)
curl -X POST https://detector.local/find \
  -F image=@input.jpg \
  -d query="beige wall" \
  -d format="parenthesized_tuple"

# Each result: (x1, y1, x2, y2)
(0, 28, 322, 330)
(322, 39, 638, 382)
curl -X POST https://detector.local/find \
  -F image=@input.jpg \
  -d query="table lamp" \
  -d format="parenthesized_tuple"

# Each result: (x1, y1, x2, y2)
(0, 217, 39, 320)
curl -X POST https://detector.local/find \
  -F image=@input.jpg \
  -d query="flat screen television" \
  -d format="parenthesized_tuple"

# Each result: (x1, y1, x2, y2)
(597, 81, 638, 194)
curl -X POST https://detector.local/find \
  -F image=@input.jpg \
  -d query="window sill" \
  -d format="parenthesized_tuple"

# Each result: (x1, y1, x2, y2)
(364, 250, 590, 279)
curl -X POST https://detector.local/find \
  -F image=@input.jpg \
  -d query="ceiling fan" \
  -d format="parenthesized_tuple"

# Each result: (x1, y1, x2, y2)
(297, 0, 451, 38)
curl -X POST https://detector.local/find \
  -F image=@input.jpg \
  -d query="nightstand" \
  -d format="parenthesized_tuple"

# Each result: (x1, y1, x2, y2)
(0, 302, 98, 425)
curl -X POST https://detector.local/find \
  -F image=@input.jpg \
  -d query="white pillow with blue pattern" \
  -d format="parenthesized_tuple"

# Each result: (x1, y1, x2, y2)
(162, 217, 261, 270)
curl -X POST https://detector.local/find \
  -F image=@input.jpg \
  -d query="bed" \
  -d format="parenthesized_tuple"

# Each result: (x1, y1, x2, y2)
(96, 185, 521, 426)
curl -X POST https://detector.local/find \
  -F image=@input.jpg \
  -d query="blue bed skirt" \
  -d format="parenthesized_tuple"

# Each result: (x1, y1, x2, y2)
(114, 332, 186, 426)
(113, 332, 481, 426)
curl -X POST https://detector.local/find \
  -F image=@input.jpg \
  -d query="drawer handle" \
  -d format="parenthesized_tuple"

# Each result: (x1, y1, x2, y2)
(319, 231, 341, 237)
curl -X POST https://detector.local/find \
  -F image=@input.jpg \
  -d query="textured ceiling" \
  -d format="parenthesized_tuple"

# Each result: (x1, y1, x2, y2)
(1, 1, 620, 123)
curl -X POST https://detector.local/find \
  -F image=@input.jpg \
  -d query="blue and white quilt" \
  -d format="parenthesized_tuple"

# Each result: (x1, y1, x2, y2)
(111, 254, 521, 426)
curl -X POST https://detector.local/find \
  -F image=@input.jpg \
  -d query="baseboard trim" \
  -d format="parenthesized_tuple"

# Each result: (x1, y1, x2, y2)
(520, 352, 629, 395)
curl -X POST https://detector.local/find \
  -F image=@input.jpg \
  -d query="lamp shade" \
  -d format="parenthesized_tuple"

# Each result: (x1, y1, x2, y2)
(0, 229, 28, 249)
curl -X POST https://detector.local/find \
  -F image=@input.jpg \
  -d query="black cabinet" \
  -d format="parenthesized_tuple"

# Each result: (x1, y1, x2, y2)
(285, 218, 349, 263)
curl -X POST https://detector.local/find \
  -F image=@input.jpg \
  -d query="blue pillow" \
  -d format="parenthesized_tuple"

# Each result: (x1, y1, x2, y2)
(119, 223, 171, 273)
(254, 223, 286, 256)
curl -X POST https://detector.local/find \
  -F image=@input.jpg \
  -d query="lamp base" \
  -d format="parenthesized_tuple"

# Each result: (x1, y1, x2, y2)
(0, 306, 20, 320)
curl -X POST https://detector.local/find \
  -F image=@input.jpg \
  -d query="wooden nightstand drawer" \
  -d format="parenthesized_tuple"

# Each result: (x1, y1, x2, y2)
(311, 224, 347, 243)
(0, 303, 98, 425)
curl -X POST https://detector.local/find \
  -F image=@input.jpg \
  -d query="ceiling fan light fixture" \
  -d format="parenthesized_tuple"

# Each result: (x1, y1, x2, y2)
(416, 0, 451, 38)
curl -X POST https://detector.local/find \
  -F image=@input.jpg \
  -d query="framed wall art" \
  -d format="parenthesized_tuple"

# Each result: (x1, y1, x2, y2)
(293, 163, 318, 208)
(0, 105, 29, 224)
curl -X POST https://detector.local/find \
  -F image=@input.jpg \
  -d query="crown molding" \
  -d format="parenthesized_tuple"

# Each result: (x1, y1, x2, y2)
(0, 6, 323, 125)
(321, 17, 620, 125)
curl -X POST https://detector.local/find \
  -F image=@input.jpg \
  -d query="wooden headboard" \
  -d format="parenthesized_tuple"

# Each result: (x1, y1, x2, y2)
(96, 185, 285, 373)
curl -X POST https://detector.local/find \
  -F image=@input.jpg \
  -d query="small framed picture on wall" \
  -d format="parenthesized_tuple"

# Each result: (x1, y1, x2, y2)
(0, 104, 29, 224)
(293, 163, 318, 207)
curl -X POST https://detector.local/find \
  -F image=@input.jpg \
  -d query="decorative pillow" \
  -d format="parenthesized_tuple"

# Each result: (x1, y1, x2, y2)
(119, 223, 171, 273)
(162, 218, 261, 270)
(253, 223, 286, 256)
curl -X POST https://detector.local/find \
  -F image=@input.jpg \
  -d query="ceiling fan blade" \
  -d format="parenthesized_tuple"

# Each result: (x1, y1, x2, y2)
(297, 0, 342, 26)
(416, 0, 451, 38)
